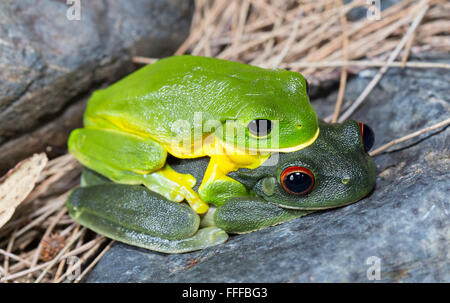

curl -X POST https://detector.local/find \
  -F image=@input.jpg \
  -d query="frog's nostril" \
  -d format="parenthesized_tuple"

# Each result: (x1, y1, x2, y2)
(341, 178, 350, 185)
(297, 124, 303, 128)
(262, 177, 276, 196)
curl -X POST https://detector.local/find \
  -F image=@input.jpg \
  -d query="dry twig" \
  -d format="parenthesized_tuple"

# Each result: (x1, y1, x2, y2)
(332, 1, 350, 123)
(338, 0, 431, 122)
(369, 118, 450, 156)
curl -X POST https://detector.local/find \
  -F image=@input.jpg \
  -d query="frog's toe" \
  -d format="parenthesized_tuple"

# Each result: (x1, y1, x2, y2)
(142, 164, 209, 214)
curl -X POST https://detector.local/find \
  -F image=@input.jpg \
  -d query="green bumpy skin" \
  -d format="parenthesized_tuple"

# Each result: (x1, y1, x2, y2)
(66, 120, 376, 253)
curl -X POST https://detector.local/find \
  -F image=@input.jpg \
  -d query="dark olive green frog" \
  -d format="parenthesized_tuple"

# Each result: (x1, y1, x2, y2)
(66, 120, 376, 253)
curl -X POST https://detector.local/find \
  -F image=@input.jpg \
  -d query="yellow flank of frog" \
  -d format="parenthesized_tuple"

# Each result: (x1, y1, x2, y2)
(196, 137, 271, 203)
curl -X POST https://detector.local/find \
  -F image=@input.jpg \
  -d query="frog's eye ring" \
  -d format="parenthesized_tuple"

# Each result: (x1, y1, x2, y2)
(281, 166, 314, 195)
(358, 122, 375, 152)
(247, 119, 273, 137)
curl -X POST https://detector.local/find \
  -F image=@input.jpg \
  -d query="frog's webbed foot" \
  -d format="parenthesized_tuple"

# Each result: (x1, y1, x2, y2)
(144, 164, 209, 214)
(214, 197, 313, 234)
(67, 183, 227, 253)
(198, 176, 248, 206)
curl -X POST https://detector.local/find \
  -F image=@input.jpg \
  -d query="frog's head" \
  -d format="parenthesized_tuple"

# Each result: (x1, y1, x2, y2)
(229, 120, 376, 210)
(218, 69, 319, 153)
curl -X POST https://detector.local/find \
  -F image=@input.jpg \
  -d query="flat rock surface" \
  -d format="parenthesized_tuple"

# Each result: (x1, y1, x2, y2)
(0, 0, 193, 173)
(87, 55, 450, 282)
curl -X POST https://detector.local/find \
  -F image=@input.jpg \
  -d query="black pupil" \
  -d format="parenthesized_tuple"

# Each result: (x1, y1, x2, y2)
(361, 124, 375, 152)
(248, 119, 273, 137)
(284, 172, 312, 194)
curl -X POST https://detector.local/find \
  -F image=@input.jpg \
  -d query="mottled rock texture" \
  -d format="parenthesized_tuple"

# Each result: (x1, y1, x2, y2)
(0, 0, 194, 173)
(87, 55, 450, 282)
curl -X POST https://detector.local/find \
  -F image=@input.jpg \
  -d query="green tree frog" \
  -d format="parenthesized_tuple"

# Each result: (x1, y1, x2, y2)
(66, 120, 376, 253)
(68, 55, 319, 214)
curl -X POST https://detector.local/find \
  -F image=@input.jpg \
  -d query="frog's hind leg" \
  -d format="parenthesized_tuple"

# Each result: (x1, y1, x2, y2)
(214, 197, 314, 234)
(69, 128, 167, 179)
(69, 128, 208, 213)
(66, 184, 228, 254)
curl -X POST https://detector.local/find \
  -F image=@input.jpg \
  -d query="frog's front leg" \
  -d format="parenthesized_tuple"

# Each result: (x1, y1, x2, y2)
(214, 197, 314, 234)
(69, 128, 208, 213)
(66, 183, 228, 253)
(198, 152, 268, 205)
(198, 167, 248, 206)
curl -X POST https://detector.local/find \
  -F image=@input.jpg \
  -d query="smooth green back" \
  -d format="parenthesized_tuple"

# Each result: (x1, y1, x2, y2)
(83, 55, 317, 149)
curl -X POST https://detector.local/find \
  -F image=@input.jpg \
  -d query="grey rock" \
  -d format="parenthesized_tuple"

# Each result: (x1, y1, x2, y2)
(87, 55, 450, 282)
(0, 0, 194, 173)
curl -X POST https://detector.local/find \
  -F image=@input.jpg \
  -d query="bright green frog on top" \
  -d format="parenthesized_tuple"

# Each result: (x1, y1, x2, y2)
(68, 55, 319, 214)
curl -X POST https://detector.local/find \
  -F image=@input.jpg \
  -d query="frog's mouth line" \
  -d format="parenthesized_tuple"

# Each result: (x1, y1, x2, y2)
(263, 185, 376, 211)
(265, 197, 361, 211)
(256, 127, 320, 153)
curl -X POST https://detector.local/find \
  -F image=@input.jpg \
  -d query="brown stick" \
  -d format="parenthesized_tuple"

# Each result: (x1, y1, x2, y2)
(29, 208, 67, 272)
(270, 9, 302, 68)
(2, 229, 16, 279)
(34, 226, 85, 283)
(369, 118, 450, 156)
(401, 31, 416, 66)
(74, 240, 115, 283)
(55, 236, 106, 283)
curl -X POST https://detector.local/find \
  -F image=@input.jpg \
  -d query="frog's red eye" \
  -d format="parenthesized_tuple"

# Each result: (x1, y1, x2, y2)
(358, 122, 375, 152)
(281, 166, 314, 195)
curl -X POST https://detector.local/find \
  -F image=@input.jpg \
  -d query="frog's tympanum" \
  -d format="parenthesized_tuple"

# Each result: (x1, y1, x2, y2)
(67, 120, 376, 254)
(68, 55, 319, 214)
